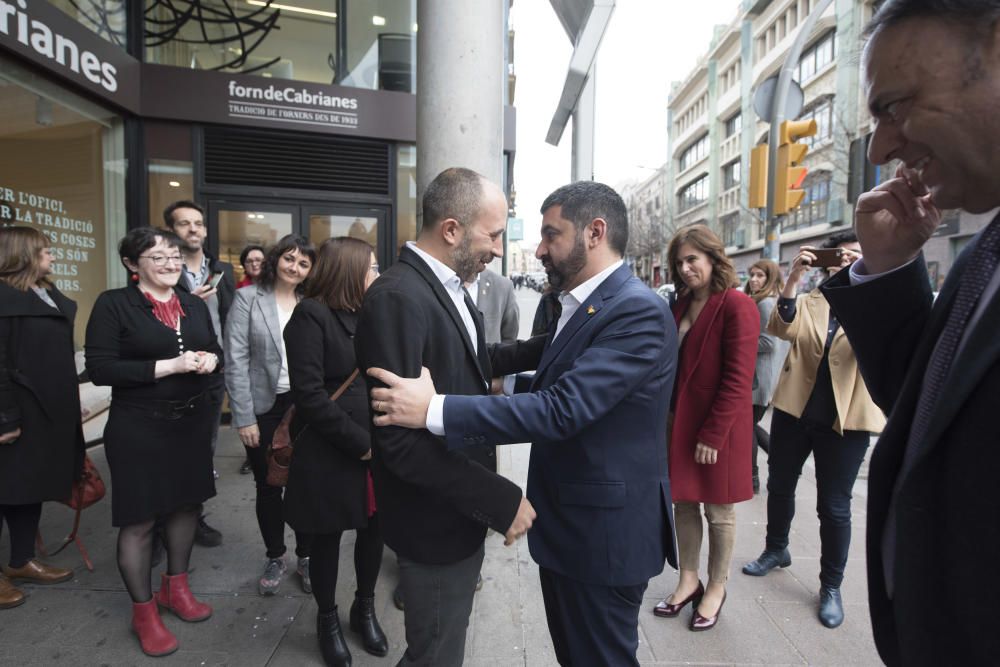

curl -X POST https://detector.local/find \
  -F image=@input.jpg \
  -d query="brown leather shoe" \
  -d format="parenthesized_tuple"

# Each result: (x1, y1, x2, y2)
(2, 559, 73, 585)
(0, 574, 25, 609)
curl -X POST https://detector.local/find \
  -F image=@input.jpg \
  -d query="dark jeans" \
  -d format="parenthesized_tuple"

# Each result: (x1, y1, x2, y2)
(766, 409, 869, 588)
(397, 543, 484, 667)
(310, 513, 383, 614)
(539, 566, 647, 667)
(751, 404, 769, 479)
(0, 502, 42, 568)
(246, 392, 311, 560)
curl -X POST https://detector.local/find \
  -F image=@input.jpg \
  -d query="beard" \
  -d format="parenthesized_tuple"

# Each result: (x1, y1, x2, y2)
(453, 233, 491, 283)
(542, 232, 587, 291)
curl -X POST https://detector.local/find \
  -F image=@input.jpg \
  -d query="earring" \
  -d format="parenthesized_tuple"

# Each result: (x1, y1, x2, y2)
(131, 273, 139, 282)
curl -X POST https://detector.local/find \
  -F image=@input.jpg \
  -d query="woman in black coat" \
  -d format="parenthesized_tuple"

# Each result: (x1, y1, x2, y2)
(0, 226, 81, 609)
(283, 237, 385, 667)
(85, 227, 221, 658)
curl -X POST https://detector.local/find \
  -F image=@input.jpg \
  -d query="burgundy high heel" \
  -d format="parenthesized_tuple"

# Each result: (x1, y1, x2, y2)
(653, 581, 704, 618)
(690, 590, 727, 631)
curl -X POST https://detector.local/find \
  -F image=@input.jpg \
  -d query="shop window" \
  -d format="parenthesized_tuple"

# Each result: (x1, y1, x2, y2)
(396, 144, 417, 252)
(148, 159, 194, 228)
(0, 56, 126, 347)
(145, 0, 418, 91)
(49, 0, 128, 48)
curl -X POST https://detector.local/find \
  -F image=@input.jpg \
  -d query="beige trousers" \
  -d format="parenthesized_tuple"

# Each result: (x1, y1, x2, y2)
(673, 501, 736, 584)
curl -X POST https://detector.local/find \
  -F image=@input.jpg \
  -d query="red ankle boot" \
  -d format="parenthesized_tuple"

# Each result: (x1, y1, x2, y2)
(155, 572, 212, 622)
(131, 599, 178, 657)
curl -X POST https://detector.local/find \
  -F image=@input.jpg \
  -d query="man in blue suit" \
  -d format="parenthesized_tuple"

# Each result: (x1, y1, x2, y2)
(368, 181, 678, 666)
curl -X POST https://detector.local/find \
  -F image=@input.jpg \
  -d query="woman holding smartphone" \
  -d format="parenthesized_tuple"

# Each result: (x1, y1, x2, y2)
(742, 231, 885, 630)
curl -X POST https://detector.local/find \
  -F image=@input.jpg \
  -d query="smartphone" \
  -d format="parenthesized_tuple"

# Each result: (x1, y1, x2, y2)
(208, 272, 225, 289)
(809, 248, 844, 268)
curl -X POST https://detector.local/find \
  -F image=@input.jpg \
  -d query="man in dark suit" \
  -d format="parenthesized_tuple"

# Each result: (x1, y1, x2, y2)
(354, 168, 540, 666)
(369, 181, 678, 666)
(819, 2, 1000, 664)
(163, 200, 235, 546)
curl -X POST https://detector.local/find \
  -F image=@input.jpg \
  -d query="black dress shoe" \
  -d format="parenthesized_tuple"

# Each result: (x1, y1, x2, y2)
(349, 594, 388, 656)
(742, 548, 791, 576)
(818, 586, 844, 628)
(392, 585, 404, 611)
(317, 608, 352, 666)
(194, 515, 222, 548)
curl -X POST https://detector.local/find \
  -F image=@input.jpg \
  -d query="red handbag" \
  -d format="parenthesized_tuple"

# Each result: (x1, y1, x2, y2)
(37, 454, 106, 571)
(63, 455, 106, 510)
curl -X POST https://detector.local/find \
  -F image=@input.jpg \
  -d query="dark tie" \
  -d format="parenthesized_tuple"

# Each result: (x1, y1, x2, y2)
(883, 212, 1000, 595)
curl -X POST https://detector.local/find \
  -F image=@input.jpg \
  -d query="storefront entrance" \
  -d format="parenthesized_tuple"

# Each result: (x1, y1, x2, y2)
(207, 198, 390, 281)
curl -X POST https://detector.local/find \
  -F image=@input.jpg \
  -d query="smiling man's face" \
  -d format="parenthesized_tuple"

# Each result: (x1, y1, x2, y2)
(864, 18, 1000, 212)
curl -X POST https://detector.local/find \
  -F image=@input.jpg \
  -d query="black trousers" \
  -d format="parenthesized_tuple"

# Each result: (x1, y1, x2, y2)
(397, 543, 483, 667)
(0, 502, 42, 568)
(310, 513, 383, 615)
(766, 409, 869, 588)
(245, 392, 311, 560)
(751, 404, 769, 479)
(539, 566, 647, 667)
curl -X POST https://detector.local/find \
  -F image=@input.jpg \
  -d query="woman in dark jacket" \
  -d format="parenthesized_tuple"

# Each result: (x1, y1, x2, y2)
(283, 237, 385, 667)
(85, 227, 221, 658)
(653, 224, 759, 632)
(0, 226, 81, 609)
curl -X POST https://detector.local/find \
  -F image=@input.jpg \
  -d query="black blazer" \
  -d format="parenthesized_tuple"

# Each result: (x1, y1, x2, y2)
(283, 300, 372, 534)
(0, 283, 85, 504)
(822, 245, 1000, 666)
(355, 245, 543, 565)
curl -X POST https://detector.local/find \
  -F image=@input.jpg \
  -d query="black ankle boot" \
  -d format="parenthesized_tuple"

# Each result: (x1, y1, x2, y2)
(317, 608, 352, 666)
(349, 594, 389, 657)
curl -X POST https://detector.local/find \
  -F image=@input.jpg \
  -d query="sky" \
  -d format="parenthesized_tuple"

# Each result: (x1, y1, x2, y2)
(510, 0, 742, 244)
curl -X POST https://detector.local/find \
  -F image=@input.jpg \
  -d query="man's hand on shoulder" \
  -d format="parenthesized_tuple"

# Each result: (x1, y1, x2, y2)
(504, 496, 536, 546)
(855, 164, 941, 274)
(369, 366, 436, 429)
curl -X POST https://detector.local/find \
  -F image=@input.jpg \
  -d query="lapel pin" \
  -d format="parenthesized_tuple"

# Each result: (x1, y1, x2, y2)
(587, 305, 596, 315)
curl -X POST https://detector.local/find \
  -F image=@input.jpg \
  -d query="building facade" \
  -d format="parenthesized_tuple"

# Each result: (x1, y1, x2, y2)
(664, 0, 981, 289)
(1, 0, 516, 347)
(623, 167, 669, 286)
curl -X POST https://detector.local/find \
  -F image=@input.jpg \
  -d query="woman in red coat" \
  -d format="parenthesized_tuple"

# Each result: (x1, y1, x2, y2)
(653, 224, 758, 631)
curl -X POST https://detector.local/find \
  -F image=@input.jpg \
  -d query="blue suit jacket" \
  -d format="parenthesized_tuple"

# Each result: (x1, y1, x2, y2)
(443, 264, 678, 586)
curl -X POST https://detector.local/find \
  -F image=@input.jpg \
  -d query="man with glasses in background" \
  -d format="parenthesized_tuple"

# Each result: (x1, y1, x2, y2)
(163, 200, 235, 548)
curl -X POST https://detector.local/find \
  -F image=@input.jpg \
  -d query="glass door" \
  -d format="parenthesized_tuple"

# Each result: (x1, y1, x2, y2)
(208, 200, 297, 282)
(303, 204, 390, 269)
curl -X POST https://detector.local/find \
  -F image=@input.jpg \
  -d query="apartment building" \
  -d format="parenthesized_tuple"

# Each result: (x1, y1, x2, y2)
(665, 0, 981, 286)
(623, 167, 670, 285)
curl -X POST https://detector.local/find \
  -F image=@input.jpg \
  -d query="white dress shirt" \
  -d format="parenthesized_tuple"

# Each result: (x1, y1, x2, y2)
(427, 259, 625, 436)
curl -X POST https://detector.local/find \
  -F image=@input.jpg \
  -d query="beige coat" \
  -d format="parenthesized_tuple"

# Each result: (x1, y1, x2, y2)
(768, 289, 885, 435)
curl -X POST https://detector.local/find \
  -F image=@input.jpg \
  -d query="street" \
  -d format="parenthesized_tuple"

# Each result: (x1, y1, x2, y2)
(0, 288, 880, 666)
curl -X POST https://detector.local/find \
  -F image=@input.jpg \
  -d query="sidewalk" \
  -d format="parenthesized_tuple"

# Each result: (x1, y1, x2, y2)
(1, 423, 880, 666)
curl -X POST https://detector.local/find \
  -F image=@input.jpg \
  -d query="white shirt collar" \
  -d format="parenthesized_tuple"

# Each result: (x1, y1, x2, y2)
(406, 241, 462, 292)
(560, 259, 624, 306)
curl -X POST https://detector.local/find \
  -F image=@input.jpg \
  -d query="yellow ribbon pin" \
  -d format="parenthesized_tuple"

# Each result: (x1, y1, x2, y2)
(587, 305, 596, 315)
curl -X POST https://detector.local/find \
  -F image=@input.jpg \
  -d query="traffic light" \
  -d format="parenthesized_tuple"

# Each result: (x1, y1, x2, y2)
(773, 119, 817, 215)
(749, 144, 768, 209)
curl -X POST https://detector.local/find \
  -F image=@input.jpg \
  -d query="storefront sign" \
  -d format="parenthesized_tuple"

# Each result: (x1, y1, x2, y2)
(226, 80, 361, 131)
(0, 0, 139, 111)
(143, 64, 416, 142)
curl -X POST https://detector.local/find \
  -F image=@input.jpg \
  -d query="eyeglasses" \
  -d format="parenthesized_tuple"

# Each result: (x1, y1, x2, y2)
(139, 254, 184, 266)
(370, 264, 380, 275)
